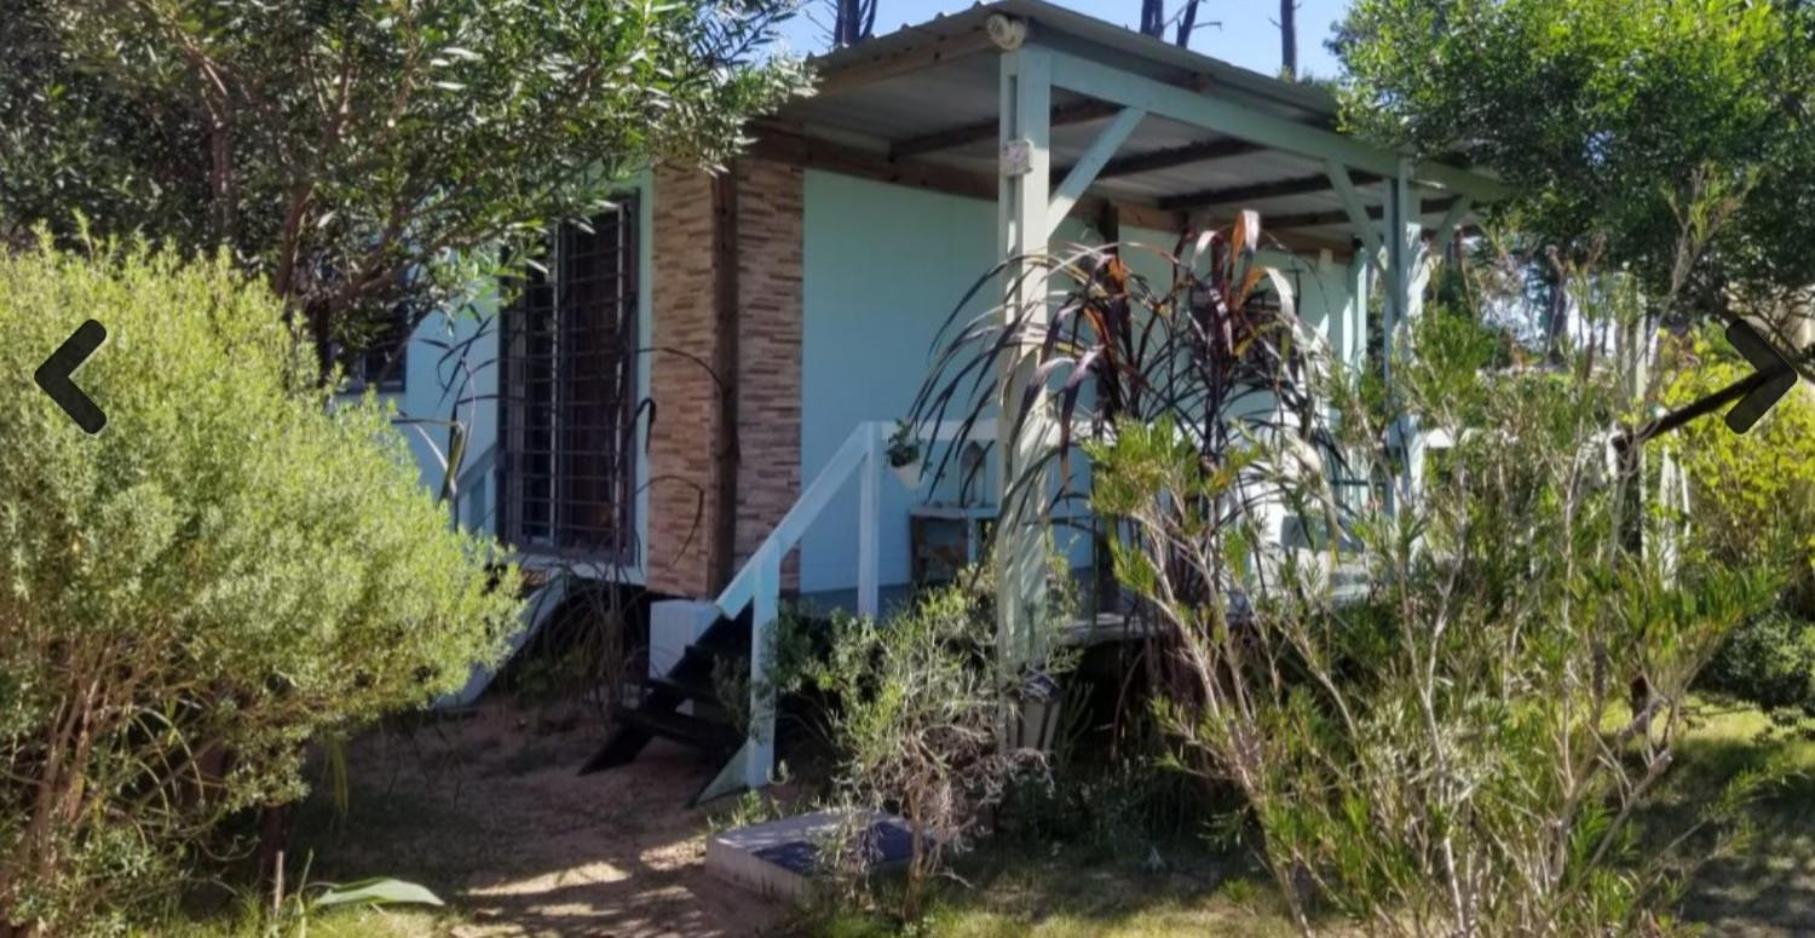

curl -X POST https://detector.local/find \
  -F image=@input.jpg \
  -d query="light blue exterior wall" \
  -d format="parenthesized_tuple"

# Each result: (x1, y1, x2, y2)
(393, 300, 500, 503)
(797, 171, 998, 593)
(796, 169, 1226, 595)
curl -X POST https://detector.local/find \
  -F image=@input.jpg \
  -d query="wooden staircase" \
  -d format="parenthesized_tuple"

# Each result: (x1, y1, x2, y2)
(579, 421, 944, 804)
(580, 609, 752, 804)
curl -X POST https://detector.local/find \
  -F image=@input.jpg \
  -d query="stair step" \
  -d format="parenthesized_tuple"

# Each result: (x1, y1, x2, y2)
(578, 607, 752, 777)
(669, 647, 745, 687)
(651, 673, 721, 705)
(623, 708, 743, 754)
(695, 613, 752, 654)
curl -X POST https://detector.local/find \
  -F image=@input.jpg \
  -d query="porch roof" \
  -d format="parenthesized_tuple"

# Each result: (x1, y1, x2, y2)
(759, 0, 1508, 256)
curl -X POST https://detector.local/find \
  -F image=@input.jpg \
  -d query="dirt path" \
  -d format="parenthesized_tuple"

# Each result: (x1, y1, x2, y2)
(291, 700, 788, 937)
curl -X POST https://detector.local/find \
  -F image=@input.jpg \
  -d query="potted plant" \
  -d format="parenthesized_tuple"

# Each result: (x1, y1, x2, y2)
(886, 420, 923, 490)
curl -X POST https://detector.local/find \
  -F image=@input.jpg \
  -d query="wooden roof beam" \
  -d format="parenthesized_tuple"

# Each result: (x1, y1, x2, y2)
(1047, 48, 1512, 203)
(750, 122, 1187, 232)
(1262, 197, 1460, 231)
(891, 99, 1123, 159)
(754, 123, 996, 201)
(1159, 170, 1382, 211)
(893, 68, 1217, 163)
(1085, 137, 1264, 180)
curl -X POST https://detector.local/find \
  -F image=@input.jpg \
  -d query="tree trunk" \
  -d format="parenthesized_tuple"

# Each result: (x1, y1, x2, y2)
(256, 803, 290, 908)
(1139, 0, 1165, 38)
(832, 0, 874, 47)
(1544, 246, 1569, 362)
(1174, 0, 1200, 48)
(307, 300, 337, 384)
(1280, 0, 1298, 78)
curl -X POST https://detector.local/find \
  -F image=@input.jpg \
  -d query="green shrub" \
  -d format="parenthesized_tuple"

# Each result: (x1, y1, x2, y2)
(1666, 329, 1815, 711)
(0, 242, 519, 935)
(800, 584, 1061, 921)
(1702, 611, 1815, 713)
(1664, 330, 1815, 594)
(1088, 319, 1778, 934)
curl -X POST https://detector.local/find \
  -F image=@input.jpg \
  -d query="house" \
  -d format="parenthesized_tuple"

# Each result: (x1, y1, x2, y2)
(375, 0, 1508, 802)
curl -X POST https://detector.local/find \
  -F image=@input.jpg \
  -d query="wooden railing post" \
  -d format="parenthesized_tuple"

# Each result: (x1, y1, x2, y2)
(744, 545, 780, 789)
(858, 422, 881, 619)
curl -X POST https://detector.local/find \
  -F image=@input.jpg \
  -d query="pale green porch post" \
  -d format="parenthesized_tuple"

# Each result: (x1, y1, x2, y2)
(1348, 248, 1371, 370)
(996, 44, 1052, 671)
(1385, 157, 1428, 496)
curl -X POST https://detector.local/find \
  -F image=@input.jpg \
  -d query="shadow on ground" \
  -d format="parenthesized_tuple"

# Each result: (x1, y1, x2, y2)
(1674, 721, 1815, 938)
(291, 700, 788, 937)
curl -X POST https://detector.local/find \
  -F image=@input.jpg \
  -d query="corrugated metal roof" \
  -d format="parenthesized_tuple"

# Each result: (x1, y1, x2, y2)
(767, 0, 1491, 253)
(807, 0, 1338, 123)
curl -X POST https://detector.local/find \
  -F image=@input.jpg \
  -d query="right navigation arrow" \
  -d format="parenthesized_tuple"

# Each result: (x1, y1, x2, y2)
(1723, 319, 1798, 434)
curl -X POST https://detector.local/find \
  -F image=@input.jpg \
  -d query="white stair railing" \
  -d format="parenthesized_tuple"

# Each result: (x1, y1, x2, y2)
(698, 418, 990, 801)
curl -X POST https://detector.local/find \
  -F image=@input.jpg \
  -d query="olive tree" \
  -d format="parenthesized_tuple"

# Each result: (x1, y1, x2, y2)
(0, 0, 808, 366)
(0, 242, 520, 936)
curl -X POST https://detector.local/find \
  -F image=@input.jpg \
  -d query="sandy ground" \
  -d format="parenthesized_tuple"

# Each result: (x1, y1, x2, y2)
(291, 699, 790, 937)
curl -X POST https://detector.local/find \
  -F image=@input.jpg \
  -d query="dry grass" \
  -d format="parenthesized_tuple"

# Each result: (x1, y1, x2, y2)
(811, 699, 1815, 937)
(240, 697, 788, 937)
(800, 839, 1306, 938)
(150, 905, 458, 938)
(151, 695, 1815, 937)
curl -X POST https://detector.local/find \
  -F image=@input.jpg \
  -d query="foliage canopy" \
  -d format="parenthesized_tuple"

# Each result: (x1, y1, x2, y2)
(1334, 0, 1815, 311)
(0, 0, 807, 361)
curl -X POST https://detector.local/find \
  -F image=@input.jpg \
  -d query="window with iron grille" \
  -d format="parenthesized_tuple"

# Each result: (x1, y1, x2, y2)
(499, 199, 639, 559)
(341, 302, 411, 392)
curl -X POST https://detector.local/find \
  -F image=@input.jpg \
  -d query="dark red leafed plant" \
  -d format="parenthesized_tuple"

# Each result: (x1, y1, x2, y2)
(901, 211, 1348, 734)
(904, 210, 1337, 524)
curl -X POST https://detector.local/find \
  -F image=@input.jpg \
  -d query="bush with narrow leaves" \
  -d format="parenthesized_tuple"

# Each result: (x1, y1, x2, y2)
(0, 243, 519, 935)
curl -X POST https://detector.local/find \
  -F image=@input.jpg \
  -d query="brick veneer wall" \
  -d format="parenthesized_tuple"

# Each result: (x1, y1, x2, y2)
(647, 159, 803, 598)
(730, 160, 805, 580)
(647, 167, 719, 597)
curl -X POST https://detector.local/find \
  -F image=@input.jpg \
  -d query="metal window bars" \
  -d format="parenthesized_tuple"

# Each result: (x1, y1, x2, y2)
(499, 200, 639, 560)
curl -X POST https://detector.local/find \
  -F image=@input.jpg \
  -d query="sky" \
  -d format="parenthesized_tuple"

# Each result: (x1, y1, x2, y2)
(776, 0, 1351, 79)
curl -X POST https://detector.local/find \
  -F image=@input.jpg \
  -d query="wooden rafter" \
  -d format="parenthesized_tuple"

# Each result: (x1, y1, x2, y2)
(892, 71, 1215, 163)
(1263, 196, 1460, 231)
(1047, 49, 1511, 202)
(1082, 137, 1263, 180)
(750, 122, 1184, 233)
(891, 99, 1123, 159)
(754, 123, 996, 201)
(1159, 170, 1382, 211)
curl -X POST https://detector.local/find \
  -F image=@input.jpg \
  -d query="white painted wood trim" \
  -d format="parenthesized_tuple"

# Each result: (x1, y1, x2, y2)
(998, 46, 1055, 673)
(1044, 47, 1509, 202)
(1432, 196, 1473, 259)
(1046, 107, 1145, 239)
(1326, 160, 1385, 267)
(858, 423, 882, 618)
(744, 546, 780, 789)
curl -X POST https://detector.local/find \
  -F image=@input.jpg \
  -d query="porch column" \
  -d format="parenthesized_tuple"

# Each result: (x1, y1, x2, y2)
(1347, 245, 1370, 370)
(1384, 157, 1428, 497)
(996, 45, 1052, 669)
(1383, 157, 1420, 387)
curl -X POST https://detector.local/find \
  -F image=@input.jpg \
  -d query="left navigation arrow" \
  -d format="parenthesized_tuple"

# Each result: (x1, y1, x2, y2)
(34, 320, 108, 434)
